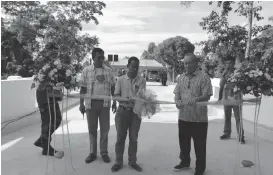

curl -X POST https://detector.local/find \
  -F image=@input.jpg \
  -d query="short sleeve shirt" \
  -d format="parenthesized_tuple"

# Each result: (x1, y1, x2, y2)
(114, 74, 146, 108)
(173, 70, 213, 122)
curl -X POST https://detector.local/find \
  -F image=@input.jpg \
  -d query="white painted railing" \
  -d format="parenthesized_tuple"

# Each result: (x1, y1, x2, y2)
(1, 77, 37, 123)
(211, 78, 273, 129)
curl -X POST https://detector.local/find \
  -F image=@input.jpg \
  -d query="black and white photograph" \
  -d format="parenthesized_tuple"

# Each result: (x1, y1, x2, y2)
(1, 1, 273, 175)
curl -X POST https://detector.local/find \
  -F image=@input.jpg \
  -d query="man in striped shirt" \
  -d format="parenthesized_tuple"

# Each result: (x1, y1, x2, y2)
(173, 53, 213, 175)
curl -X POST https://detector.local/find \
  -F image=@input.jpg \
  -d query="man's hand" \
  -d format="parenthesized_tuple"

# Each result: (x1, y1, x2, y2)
(79, 103, 86, 115)
(187, 97, 198, 106)
(176, 100, 183, 109)
(112, 101, 117, 113)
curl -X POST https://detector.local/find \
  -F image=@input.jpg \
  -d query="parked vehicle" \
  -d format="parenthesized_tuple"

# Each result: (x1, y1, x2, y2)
(148, 70, 160, 82)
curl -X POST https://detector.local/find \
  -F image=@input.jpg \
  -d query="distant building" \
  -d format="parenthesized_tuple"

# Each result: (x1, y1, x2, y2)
(109, 59, 166, 71)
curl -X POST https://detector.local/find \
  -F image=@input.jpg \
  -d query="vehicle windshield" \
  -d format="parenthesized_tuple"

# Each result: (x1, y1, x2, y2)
(150, 71, 158, 75)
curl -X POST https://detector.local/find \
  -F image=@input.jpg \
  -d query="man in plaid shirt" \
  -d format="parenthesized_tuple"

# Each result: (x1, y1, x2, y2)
(79, 48, 117, 164)
(173, 53, 213, 175)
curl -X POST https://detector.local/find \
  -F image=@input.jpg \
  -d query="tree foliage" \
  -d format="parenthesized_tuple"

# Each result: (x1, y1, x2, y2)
(183, 1, 271, 63)
(141, 37, 195, 75)
(156, 36, 195, 73)
(1, 1, 105, 78)
(180, 1, 194, 8)
(250, 27, 273, 64)
(141, 42, 157, 60)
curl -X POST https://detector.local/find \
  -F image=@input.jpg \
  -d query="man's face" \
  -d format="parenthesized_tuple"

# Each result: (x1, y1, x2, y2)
(93, 52, 104, 67)
(127, 60, 139, 76)
(224, 60, 234, 70)
(184, 55, 198, 75)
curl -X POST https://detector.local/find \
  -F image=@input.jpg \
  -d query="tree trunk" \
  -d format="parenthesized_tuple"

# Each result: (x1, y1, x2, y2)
(244, 1, 253, 61)
(167, 68, 172, 82)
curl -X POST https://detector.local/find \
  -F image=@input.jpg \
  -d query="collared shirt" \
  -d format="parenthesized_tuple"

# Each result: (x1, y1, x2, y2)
(114, 74, 146, 108)
(173, 70, 213, 122)
(80, 64, 115, 109)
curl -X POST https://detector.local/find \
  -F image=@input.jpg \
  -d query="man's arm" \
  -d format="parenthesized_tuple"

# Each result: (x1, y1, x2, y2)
(218, 77, 225, 100)
(218, 70, 228, 100)
(173, 78, 181, 108)
(198, 74, 213, 102)
(80, 87, 87, 104)
(79, 68, 87, 105)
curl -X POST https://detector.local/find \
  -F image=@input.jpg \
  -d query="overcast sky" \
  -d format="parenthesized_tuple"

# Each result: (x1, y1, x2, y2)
(80, 1, 273, 59)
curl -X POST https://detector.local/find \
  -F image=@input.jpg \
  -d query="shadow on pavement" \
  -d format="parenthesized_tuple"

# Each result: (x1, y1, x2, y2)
(2, 119, 273, 175)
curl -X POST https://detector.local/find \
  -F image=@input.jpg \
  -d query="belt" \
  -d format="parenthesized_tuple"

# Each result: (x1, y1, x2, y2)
(119, 105, 133, 111)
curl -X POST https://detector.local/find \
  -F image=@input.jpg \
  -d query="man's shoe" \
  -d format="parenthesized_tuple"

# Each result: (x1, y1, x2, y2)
(220, 134, 230, 140)
(111, 163, 123, 172)
(194, 171, 204, 175)
(129, 163, 142, 172)
(42, 146, 57, 156)
(239, 137, 246, 144)
(102, 154, 110, 163)
(85, 154, 97, 164)
(34, 138, 43, 148)
(42, 146, 64, 159)
(173, 162, 190, 172)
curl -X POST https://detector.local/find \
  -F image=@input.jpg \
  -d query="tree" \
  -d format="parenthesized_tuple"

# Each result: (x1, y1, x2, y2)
(1, 1, 105, 77)
(181, 1, 270, 63)
(180, 1, 194, 8)
(156, 36, 195, 75)
(250, 26, 273, 64)
(141, 42, 157, 60)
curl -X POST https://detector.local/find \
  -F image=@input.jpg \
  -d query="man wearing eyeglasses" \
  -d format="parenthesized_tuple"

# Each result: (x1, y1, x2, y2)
(79, 48, 117, 164)
(173, 53, 213, 175)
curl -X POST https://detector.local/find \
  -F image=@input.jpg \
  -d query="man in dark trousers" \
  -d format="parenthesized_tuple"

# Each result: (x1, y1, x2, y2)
(162, 71, 167, 86)
(219, 55, 245, 144)
(111, 57, 146, 172)
(34, 87, 63, 158)
(173, 53, 213, 175)
(34, 48, 64, 158)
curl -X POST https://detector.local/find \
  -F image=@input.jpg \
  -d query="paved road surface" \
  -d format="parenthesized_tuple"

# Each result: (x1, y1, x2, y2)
(2, 82, 273, 175)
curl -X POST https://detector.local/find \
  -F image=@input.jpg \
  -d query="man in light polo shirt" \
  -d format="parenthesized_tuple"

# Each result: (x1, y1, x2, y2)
(111, 57, 146, 172)
(79, 48, 117, 164)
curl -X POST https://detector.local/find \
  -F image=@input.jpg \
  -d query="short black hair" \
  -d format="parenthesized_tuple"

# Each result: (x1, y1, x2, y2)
(184, 53, 198, 62)
(186, 44, 195, 54)
(92, 48, 104, 60)
(128, 56, 139, 65)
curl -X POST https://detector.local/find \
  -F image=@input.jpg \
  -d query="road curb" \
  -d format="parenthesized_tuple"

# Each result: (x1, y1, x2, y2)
(1, 97, 80, 136)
